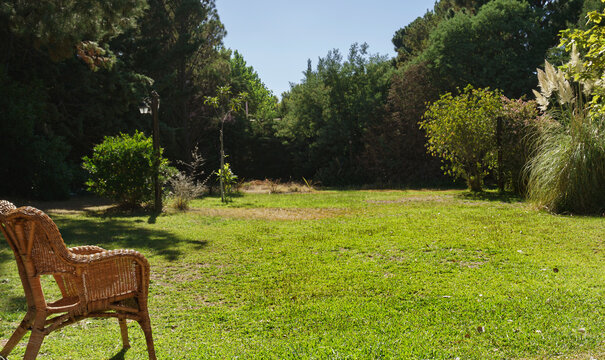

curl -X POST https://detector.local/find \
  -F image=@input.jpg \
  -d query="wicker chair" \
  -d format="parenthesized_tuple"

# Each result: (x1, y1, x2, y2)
(0, 200, 156, 359)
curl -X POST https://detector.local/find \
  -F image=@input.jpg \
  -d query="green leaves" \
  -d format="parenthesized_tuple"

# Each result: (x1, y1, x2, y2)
(421, 0, 550, 97)
(421, 86, 503, 191)
(82, 131, 172, 208)
(2, 0, 147, 61)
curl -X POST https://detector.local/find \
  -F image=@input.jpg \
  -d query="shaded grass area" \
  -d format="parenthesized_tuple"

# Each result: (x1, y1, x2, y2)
(1, 190, 605, 359)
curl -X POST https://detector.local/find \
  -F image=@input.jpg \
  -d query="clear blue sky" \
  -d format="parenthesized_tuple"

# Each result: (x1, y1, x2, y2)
(215, 0, 437, 97)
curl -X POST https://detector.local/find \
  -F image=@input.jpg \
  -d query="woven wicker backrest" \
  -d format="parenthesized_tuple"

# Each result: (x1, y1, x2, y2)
(0, 201, 73, 276)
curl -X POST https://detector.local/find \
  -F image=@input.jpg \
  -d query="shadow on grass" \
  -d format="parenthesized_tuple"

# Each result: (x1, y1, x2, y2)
(54, 215, 200, 262)
(0, 209, 208, 267)
(456, 191, 524, 203)
(108, 348, 129, 360)
(0, 251, 12, 263)
(0, 295, 27, 312)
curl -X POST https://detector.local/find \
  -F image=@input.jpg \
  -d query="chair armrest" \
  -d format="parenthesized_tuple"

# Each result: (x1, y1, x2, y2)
(69, 245, 106, 255)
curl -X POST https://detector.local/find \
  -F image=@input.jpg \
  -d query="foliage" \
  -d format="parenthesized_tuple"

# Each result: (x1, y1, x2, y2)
(361, 62, 443, 185)
(276, 43, 392, 185)
(527, 23, 605, 213)
(499, 97, 543, 194)
(560, 3, 605, 116)
(421, 0, 551, 97)
(0, 70, 73, 200)
(82, 131, 171, 208)
(421, 85, 503, 191)
(223, 51, 288, 180)
(1, 0, 147, 61)
(110, 0, 228, 162)
(214, 163, 238, 201)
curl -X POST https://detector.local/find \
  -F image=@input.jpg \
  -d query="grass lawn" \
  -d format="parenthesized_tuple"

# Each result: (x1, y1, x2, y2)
(1, 189, 605, 359)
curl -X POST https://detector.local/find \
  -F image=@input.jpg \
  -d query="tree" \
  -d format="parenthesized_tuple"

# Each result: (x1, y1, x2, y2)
(421, 86, 503, 191)
(204, 86, 247, 203)
(111, 0, 229, 161)
(361, 62, 443, 185)
(276, 43, 392, 185)
(421, 0, 551, 97)
(223, 51, 286, 179)
(1, 0, 147, 61)
(0, 0, 149, 199)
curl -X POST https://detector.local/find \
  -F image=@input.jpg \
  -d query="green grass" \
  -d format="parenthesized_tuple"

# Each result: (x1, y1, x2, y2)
(1, 190, 605, 359)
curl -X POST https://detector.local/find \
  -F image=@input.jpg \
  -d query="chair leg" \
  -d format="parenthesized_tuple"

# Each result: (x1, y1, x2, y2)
(23, 313, 47, 360)
(0, 311, 34, 357)
(137, 312, 156, 360)
(119, 318, 130, 349)
(23, 328, 45, 360)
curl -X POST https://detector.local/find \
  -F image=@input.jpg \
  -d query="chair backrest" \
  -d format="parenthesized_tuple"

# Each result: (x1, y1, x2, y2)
(0, 200, 76, 308)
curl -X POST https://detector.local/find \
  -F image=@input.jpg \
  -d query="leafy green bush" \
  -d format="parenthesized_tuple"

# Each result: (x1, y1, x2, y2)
(421, 85, 502, 192)
(82, 131, 171, 208)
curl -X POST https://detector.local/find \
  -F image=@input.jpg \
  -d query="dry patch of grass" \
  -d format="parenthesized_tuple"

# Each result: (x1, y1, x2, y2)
(189, 207, 344, 220)
(241, 179, 315, 194)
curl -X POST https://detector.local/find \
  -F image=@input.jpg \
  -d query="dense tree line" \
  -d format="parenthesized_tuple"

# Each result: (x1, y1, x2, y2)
(276, 0, 603, 187)
(0, 0, 603, 199)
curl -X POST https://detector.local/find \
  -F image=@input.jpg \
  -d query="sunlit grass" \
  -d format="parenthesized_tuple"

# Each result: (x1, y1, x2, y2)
(1, 190, 604, 359)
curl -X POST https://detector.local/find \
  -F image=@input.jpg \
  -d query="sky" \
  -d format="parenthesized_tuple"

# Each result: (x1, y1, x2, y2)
(215, 0, 437, 98)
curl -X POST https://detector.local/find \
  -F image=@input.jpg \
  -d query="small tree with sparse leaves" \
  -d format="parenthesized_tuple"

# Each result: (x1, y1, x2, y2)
(204, 86, 247, 203)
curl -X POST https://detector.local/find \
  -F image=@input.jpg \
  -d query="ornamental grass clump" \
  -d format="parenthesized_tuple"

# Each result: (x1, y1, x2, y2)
(527, 45, 605, 214)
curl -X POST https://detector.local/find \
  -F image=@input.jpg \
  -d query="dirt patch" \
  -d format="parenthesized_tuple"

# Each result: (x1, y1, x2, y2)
(190, 207, 345, 221)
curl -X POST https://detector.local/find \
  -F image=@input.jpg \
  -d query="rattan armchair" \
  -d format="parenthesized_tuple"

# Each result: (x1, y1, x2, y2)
(0, 200, 156, 359)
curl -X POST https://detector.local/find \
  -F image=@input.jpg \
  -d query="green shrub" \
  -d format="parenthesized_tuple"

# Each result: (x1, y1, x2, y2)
(82, 131, 171, 208)
(421, 86, 502, 192)
(215, 163, 238, 201)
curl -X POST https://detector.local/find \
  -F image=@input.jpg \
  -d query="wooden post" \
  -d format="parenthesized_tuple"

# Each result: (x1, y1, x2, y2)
(151, 91, 162, 213)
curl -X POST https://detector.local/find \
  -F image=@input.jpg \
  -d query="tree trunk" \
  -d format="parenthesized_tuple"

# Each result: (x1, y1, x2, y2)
(219, 119, 225, 203)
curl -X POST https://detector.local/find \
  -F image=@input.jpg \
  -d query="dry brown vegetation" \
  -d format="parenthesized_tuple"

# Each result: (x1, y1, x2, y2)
(240, 179, 315, 194)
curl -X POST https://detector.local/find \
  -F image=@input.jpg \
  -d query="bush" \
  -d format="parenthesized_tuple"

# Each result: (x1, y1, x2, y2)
(421, 85, 502, 192)
(82, 131, 171, 208)
(168, 147, 208, 210)
(499, 97, 543, 194)
(168, 172, 207, 210)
